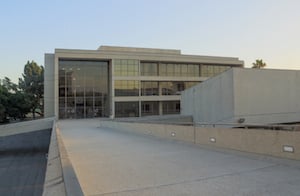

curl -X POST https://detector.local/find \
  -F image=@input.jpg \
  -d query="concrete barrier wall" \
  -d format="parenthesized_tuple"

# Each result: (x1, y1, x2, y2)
(0, 129, 51, 153)
(43, 121, 83, 196)
(100, 121, 300, 160)
(0, 118, 54, 137)
(43, 121, 66, 196)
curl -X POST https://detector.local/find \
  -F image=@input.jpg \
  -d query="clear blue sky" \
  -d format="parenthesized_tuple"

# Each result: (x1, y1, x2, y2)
(1, 0, 300, 82)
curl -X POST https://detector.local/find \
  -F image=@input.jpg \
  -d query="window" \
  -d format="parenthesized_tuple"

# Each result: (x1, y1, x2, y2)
(162, 101, 180, 114)
(115, 102, 139, 117)
(141, 101, 159, 116)
(114, 59, 139, 76)
(141, 62, 158, 76)
(114, 80, 139, 96)
(200, 65, 231, 77)
(141, 81, 158, 96)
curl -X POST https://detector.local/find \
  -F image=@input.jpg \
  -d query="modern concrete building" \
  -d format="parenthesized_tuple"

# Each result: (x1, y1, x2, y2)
(181, 68, 300, 125)
(44, 46, 244, 119)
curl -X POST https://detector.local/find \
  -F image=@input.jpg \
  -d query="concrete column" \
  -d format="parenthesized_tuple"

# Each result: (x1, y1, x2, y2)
(110, 59, 115, 119)
(159, 101, 163, 115)
(44, 54, 55, 118)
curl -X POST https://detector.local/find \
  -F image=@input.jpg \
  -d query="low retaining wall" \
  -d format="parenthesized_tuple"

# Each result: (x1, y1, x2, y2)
(100, 121, 300, 160)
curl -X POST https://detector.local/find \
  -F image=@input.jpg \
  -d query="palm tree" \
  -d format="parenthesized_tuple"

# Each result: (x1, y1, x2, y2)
(252, 59, 267, 69)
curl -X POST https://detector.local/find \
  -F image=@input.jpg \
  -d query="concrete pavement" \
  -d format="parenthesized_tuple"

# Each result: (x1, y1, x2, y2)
(58, 119, 300, 196)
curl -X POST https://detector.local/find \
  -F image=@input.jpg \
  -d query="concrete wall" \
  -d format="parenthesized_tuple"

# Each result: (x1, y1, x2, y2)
(43, 122, 83, 196)
(233, 68, 300, 124)
(182, 68, 300, 125)
(43, 122, 66, 196)
(0, 129, 51, 153)
(0, 118, 54, 137)
(44, 54, 55, 118)
(100, 121, 300, 160)
(181, 69, 235, 123)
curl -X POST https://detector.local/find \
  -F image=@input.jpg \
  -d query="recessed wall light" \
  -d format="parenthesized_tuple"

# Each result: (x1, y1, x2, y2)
(283, 145, 294, 153)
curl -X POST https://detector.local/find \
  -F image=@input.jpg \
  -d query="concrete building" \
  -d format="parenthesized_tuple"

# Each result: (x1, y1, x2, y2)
(181, 68, 300, 125)
(44, 46, 243, 119)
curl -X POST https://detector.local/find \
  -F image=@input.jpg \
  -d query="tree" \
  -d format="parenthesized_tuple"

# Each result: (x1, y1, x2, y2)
(0, 81, 9, 123)
(0, 77, 31, 123)
(19, 61, 44, 118)
(252, 59, 267, 69)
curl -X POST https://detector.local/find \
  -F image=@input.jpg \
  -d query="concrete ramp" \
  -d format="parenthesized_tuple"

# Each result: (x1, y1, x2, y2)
(58, 119, 300, 196)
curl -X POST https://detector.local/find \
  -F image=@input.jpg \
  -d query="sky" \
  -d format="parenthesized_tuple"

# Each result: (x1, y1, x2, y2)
(0, 0, 300, 82)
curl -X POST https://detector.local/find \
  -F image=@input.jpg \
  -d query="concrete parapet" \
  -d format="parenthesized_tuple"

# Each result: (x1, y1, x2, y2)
(0, 117, 54, 137)
(100, 121, 300, 160)
(195, 127, 300, 160)
(43, 121, 66, 196)
(43, 121, 83, 196)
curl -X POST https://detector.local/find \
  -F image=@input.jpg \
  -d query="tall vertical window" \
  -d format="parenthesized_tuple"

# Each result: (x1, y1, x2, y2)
(58, 60, 109, 119)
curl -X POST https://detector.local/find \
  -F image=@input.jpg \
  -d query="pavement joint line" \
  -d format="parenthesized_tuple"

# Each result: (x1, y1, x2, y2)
(89, 164, 279, 196)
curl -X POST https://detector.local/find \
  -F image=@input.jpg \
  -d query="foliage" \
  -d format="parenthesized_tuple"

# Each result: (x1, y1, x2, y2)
(0, 60, 44, 124)
(19, 61, 44, 118)
(252, 59, 267, 69)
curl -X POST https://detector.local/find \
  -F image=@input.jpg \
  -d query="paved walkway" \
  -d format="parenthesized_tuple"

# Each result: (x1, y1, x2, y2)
(58, 119, 300, 196)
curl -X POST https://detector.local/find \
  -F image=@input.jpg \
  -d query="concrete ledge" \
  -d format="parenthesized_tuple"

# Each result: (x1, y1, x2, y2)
(43, 121, 83, 196)
(43, 121, 66, 196)
(0, 117, 54, 137)
(100, 121, 300, 160)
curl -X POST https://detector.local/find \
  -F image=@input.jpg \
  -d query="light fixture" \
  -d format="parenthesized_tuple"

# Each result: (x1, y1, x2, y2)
(283, 145, 294, 153)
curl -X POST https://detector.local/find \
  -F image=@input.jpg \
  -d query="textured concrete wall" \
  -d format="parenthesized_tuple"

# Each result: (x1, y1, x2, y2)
(0, 118, 54, 137)
(101, 121, 300, 160)
(233, 68, 300, 124)
(0, 129, 51, 153)
(181, 69, 235, 123)
(182, 68, 300, 125)
(195, 127, 300, 160)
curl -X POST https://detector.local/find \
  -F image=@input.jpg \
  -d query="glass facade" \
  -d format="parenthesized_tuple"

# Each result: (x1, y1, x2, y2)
(58, 58, 235, 119)
(201, 65, 230, 77)
(162, 101, 180, 115)
(115, 102, 139, 117)
(141, 62, 158, 76)
(140, 61, 231, 77)
(160, 81, 199, 95)
(159, 63, 199, 77)
(114, 59, 139, 76)
(114, 80, 139, 96)
(141, 101, 159, 116)
(58, 60, 109, 119)
(141, 81, 159, 96)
